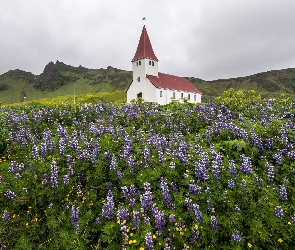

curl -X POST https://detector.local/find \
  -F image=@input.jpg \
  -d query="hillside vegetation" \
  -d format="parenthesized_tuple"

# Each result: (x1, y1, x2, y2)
(1, 60, 295, 104)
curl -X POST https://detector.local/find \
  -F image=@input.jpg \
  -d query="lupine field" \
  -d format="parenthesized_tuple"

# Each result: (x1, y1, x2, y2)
(0, 90, 295, 249)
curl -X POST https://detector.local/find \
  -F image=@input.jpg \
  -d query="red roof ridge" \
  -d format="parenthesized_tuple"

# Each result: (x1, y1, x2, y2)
(132, 25, 158, 62)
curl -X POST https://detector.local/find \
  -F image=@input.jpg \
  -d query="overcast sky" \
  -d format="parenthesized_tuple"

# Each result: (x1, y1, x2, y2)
(1, 0, 295, 81)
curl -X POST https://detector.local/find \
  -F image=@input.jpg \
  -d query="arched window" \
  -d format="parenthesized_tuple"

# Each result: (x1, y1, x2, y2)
(181, 93, 184, 99)
(137, 77, 140, 82)
(194, 95, 196, 101)
(138, 61, 141, 66)
(188, 94, 190, 100)
(137, 92, 142, 98)
(160, 91, 162, 97)
(173, 92, 175, 99)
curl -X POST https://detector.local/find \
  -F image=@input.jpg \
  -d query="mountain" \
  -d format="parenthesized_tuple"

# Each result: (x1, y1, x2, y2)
(1, 60, 295, 104)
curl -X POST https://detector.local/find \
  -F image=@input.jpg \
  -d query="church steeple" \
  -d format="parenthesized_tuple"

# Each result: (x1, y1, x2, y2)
(132, 25, 158, 62)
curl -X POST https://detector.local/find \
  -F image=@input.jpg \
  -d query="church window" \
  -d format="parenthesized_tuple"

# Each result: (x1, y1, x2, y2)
(181, 93, 184, 99)
(152, 61, 154, 66)
(137, 77, 140, 82)
(173, 92, 175, 99)
(194, 95, 196, 101)
(188, 94, 190, 100)
(149, 61, 151, 65)
(136, 62, 138, 66)
(160, 91, 162, 97)
(139, 61, 141, 66)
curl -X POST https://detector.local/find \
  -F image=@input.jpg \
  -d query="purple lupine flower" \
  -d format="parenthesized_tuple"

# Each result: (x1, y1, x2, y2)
(117, 171, 123, 180)
(170, 182, 179, 193)
(210, 216, 218, 230)
(159, 178, 171, 206)
(94, 217, 100, 224)
(140, 183, 153, 212)
(143, 146, 151, 166)
(228, 179, 235, 189)
(189, 180, 202, 195)
(205, 187, 211, 194)
(128, 155, 135, 173)
(240, 154, 252, 175)
(192, 204, 202, 223)
(291, 215, 295, 225)
(8, 161, 18, 173)
(67, 166, 74, 176)
(71, 205, 79, 228)
(121, 185, 139, 208)
(185, 197, 193, 212)
(274, 206, 284, 219)
(231, 230, 242, 242)
(63, 175, 69, 185)
(119, 222, 129, 245)
(50, 160, 58, 188)
(168, 214, 175, 224)
(206, 200, 213, 210)
(273, 151, 282, 165)
(267, 165, 275, 184)
(234, 205, 241, 212)
(117, 206, 129, 222)
(4, 189, 16, 199)
(229, 160, 236, 178)
(152, 205, 165, 233)
(31, 144, 40, 161)
(241, 179, 247, 193)
(101, 190, 115, 220)
(144, 216, 150, 225)
(2, 210, 10, 222)
(110, 155, 117, 170)
(145, 232, 154, 250)
(278, 185, 288, 201)
(133, 210, 140, 229)
(189, 229, 199, 245)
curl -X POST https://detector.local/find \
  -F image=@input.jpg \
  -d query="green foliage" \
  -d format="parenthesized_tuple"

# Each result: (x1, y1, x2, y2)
(214, 88, 262, 111)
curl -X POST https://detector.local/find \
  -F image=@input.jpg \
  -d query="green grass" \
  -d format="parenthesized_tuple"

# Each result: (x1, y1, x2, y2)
(6, 90, 126, 106)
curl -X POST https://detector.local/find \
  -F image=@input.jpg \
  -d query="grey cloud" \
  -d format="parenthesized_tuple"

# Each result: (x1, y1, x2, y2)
(1, 0, 295, 81)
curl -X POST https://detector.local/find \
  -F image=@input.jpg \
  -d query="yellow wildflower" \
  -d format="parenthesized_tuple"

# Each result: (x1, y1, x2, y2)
(186, 246, 190, 249)
(126, 228, 130, 233)
(176, 227, 179, 231)
(142, 213, 145, 217)
(180, 232, 184, 236)
(248, 243, 252, 248)
(123, 220, 126, 224)
(128, 240, 133, 244)
(130, 233, 134, 236)
(194, 225, 198, 230)
(278, 238, 283, 243)
(117, 220, 120, 224)
(139, 247, 144, 250)
(132, 240, 136, 243)
(288, 221, 291, 225)
(153, 235, 156, 239)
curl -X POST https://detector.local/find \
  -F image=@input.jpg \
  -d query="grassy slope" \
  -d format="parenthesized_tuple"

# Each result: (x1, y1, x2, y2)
(1, 61, 295, 105)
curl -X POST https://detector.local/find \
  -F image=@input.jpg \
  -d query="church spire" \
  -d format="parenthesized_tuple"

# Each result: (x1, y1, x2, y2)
(132, 25, 158, 62)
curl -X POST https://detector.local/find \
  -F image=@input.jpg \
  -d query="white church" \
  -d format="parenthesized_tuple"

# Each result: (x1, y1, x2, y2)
(126, 25, 202, 104)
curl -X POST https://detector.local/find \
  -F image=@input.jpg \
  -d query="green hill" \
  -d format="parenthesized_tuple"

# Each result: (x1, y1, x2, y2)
(1, 60, 295, 104)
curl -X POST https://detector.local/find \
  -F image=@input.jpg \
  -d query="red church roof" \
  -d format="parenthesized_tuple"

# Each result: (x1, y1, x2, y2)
(146, 72, 201, 94)
(132, 25, 158, 62)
